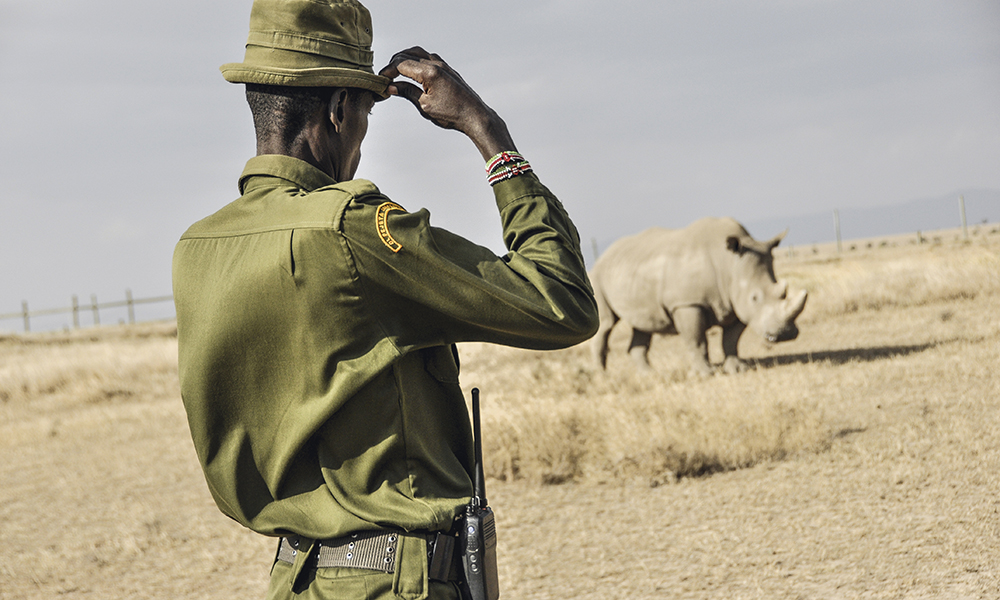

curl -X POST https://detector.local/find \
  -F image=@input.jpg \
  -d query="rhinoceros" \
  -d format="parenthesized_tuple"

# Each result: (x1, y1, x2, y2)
(590, 217, 807, 375)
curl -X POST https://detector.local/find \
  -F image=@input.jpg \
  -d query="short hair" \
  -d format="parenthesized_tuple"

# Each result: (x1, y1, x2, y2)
(245, 84, 374, 149)
(245, 84, 334, 149)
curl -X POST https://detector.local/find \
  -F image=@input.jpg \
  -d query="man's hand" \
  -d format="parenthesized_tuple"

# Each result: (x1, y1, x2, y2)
(379, 47, 517, 161)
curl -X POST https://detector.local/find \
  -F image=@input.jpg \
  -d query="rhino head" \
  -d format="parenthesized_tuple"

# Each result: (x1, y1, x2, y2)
(725, 230, 808, 343)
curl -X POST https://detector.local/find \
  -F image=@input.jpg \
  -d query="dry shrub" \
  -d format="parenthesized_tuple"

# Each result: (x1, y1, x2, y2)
(482, 389, 829, 485)
(462, 343, 832, 485)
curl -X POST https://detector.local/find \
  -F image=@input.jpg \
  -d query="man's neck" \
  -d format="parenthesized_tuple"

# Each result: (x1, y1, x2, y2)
(257, 124, 337, 180)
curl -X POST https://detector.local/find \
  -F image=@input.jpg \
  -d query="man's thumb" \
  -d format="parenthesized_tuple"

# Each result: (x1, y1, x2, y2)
(390, 81, 425, 113)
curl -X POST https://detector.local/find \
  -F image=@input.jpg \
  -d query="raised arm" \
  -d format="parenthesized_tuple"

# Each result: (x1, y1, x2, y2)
(363, 48, 598, 350)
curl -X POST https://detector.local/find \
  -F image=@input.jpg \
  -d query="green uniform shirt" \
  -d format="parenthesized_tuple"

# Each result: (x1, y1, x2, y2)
(172, 155, 598, 540)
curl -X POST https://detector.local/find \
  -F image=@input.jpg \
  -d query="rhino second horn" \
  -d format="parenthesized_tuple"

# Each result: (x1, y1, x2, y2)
(776, 280, 789, 300)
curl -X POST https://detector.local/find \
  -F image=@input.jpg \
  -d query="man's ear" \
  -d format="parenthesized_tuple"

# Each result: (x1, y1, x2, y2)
(328, 88, 349, 133)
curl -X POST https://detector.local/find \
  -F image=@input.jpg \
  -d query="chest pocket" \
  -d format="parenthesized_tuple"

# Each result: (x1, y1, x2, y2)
(422, 345, 460, 383)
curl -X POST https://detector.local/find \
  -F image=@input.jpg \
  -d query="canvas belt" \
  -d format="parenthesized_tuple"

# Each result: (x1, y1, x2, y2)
(276, 530, 461, 582)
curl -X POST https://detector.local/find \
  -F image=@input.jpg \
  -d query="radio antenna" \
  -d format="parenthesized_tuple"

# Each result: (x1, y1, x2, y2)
(472, 387, 487, 508)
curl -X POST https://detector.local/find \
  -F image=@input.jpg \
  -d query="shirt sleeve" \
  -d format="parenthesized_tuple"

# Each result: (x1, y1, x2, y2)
(343, 173, 599, 353)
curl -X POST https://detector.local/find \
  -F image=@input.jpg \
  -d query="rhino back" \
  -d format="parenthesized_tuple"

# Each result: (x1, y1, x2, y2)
(592, 224, 729, 331)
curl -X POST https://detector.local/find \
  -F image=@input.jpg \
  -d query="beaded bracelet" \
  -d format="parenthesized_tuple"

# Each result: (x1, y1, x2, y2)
(485, 151, 525, 174)
(485, 151, 532, 186)
(487, 161, 532, 186)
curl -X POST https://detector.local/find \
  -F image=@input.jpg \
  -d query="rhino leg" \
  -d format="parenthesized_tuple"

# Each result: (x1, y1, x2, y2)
(721, 321, 750, 374)
(591, 287, 619, 369)
(673, 306, 713, 376)
(626, 329, 654, 370)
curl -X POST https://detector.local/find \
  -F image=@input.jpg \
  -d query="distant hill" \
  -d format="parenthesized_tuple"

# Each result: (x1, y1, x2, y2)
(743, 189, 1000, 247)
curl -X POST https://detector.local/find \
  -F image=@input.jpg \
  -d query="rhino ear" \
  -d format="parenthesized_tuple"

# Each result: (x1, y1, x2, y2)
(728, 234, 770, 255)
(726, 236, 742, 253)
(767, 229, 788, 250)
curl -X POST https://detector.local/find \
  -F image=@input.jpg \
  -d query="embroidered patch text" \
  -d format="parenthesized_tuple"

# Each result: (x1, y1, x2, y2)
(376, 202, 405, 253)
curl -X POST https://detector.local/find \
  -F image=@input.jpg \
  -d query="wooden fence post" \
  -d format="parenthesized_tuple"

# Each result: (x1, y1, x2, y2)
(833, 209, 842, 253)
(126, 289, 135, 324)
(3, 292, 173, 333)
(91, 294, 100, 326)
(959, 195, 968, 239)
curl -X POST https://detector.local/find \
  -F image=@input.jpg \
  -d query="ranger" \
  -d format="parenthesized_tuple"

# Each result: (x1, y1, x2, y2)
(171, 1, 599, 599)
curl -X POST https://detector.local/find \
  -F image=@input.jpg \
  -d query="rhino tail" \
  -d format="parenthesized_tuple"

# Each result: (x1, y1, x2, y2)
(590, 276, 618, 369)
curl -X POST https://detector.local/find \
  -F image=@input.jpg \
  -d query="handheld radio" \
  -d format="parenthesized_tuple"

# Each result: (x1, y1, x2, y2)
(460, 388, 500, 600)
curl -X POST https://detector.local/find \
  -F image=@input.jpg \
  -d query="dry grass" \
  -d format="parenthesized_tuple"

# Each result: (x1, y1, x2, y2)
(781, 238, 1000, 316)
(1, 229, 999, 599)
(0, 323, 180, 446)
(0, 322, 271, 599)
(462, 342, 833, 485)
(462, 230, 1000, 486)
(0, 324, 178, 402)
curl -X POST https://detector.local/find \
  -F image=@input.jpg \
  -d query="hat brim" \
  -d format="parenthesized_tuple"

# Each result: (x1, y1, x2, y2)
(221, 63, 391, 99)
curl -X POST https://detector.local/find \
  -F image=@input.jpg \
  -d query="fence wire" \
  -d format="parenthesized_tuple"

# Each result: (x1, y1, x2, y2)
(0, 290, 174, 333)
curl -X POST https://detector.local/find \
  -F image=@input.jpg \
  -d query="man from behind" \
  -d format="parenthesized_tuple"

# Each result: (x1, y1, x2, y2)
(172, 1, 598, 598)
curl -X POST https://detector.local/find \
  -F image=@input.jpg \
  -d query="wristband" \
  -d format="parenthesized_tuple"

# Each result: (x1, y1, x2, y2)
(485, 151, 532, 186)
(485, 151, 525, 174)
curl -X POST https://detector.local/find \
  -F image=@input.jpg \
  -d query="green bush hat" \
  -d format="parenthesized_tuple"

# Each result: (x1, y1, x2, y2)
(221, 0, 390, 98)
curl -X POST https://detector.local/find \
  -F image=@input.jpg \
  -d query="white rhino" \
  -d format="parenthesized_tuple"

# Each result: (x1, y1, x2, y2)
(590, 217, 807, 375)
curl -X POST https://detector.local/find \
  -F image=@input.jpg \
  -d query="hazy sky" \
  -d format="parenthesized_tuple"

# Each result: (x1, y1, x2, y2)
(1, 0, 998, 330)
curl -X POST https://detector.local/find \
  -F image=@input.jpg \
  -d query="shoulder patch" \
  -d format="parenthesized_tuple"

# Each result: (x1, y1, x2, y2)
(376, 202, 406, 253)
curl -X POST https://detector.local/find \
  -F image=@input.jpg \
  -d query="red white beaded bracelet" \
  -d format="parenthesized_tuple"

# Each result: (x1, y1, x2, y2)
(487, 161, 533, 186)
(485, 151, 526, 175)
(485, 151, 532, 186)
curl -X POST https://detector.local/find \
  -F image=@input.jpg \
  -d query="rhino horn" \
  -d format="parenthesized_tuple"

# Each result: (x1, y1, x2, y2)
(784, 288, 807, 320)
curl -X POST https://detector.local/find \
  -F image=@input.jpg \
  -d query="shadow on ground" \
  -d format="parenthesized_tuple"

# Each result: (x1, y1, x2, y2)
(751, 341, 941, 369)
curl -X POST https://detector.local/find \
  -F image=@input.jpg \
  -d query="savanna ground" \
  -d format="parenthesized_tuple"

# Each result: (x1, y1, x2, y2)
(1, 226, 999, 599)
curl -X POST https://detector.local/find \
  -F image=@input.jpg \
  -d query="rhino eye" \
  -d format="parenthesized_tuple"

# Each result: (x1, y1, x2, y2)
(751, 290, 762, 304)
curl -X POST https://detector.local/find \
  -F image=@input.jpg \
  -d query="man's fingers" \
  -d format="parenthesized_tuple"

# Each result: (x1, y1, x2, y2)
(378, 46, 434, 79)
(378, 47, 482, 132)
(396, 46, 433, 60)
(376, 47, 509, 157)
(378, 54, 410, 79)
(379, 57, 429, 85)
(389, 80, 425, 110)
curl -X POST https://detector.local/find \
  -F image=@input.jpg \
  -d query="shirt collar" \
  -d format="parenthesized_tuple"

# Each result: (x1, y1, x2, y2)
(238, 155, 338, 195)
